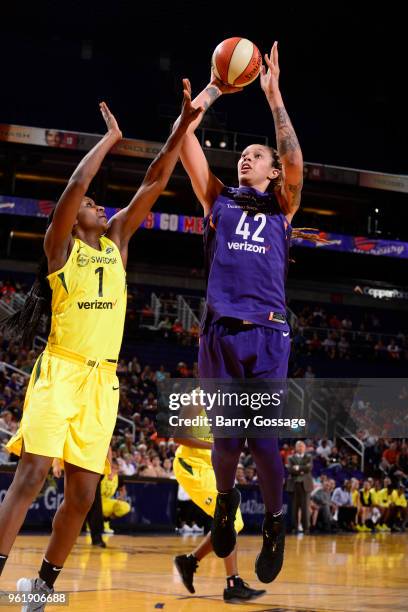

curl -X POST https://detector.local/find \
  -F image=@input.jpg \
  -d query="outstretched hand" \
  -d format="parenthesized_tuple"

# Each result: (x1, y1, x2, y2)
(179, 79, 204, 128)
(210, 70, 243, 95)
(99, 101, 122, 139)
(260, 41, 280, 95)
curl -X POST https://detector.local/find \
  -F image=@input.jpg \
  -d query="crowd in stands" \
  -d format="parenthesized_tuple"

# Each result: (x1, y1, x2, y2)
(3, 277, 408, 361)
(291, 302, 408, 363)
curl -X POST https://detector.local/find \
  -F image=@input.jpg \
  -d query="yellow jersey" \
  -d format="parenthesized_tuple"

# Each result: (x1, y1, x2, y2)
(360, 489, 373, 506)
(370, 488, 385, 506)
(379, 487, 393, 507)
(101, 473, 119, 499)
(351, 489, 359, 507)
(391, 489, 407, 508)
(47, 237, 126, 360)
(175, 408, 213, 465)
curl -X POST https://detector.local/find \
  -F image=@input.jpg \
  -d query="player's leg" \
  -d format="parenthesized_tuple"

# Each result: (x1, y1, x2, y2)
(250, 327, 290, 583)
(174, 460, 265, 602)
(223, 547, 266, 604)
(401, 507, 407, 530)
(86, 477, 106, 546)
(249, 437, 286, 583)
(45, 463, 101, 566)
(1, 351, 65, 575)
(211, 438, 245, 557)
(15, 462, 100, 606)
(101, 497, 117, 534)
(109, 499, 131, 519)
(199, 322, 247, 558)
(0, 450, 53, 575)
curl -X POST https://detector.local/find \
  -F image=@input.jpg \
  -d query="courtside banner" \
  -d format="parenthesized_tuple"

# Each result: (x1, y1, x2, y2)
(156, 378, 408, 439)
(1, 194, 408, 257)
(0, 472, 176, 530)
(0, 124, 162, 159)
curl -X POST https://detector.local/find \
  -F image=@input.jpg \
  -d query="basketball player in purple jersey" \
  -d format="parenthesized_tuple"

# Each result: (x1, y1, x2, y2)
(176, 42, 303, 583)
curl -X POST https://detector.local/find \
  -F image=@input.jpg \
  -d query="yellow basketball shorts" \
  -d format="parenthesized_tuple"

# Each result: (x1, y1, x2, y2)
(102, 497, 131, 518)
(174, 455, 244, 533)
(6, 345, 119, 475)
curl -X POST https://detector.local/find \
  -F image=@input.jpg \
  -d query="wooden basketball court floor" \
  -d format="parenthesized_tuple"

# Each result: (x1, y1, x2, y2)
(1, 532, 407, 611)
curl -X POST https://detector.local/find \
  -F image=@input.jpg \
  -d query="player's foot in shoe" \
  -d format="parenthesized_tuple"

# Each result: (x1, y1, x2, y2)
(92, 538, 107, 548)
(174, 554, 198, 593)
(223, 577, 266, 603)
(17, 577, 53, 612)
(255, 512, 285, 583)
(211, 488, 241, 558)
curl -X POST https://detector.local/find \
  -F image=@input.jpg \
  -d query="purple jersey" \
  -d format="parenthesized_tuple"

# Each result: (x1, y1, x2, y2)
(202, 185, 291, 331)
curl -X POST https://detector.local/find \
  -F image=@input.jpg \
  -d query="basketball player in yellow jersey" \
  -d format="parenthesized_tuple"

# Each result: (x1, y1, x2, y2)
(0, 79, 202, 604)
(172, 404, 265, 603)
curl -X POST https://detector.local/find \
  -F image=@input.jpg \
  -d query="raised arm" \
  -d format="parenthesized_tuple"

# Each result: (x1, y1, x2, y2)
(106, 79, 202, 263)
(44, 103, 122, 268)
(178, 77, 242, 216)
(260, 42, 303, 223)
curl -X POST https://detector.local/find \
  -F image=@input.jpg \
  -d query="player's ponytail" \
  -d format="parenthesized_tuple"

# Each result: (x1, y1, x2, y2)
(291, 228, 332, 244)
(0, 211, 54, 345)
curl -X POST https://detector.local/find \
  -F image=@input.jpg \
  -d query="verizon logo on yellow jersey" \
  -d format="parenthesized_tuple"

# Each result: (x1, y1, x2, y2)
(77, 300, 117, 309)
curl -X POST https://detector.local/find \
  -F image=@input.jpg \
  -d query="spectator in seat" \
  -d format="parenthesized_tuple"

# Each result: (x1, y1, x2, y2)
(356, 479, 374, 532)
(235, 464, 247, 485)
(162, 457, 174, 478)
(150, 455, 168, 478)
(286, 440, 314, 534)
(155, 364, 168, 383)
(374, 338, 387, 360)
(381, 441, 400, 472)
(370, 479, 390, 531)
(117, 452, 137, 476)
(341, 316, 353, 330)
(322, 333, 337, 359)
(337, 334, 350, 358)
(316, 439, 332, 462)
(389, 483, 407, 531)
(172, 319, 184, 339)
(244, 465, 258, 484)
(307, 333, 321, 354)
(331, 480, 356, 531)
(310, 478, 335, 532)
(387, 339, 401, 360)
(128, 357, 141, 375)
(396, 445, 408, 482)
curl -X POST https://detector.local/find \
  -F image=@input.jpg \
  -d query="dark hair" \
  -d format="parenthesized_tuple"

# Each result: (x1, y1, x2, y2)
(291, 228, 332, 245)
(266, 146, 282, 192)
(0, 211, 54, 346)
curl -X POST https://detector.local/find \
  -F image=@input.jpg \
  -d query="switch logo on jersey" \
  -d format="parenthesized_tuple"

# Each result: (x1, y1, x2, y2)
(227, 211, 269, 255)
(77, 253, 90, 266)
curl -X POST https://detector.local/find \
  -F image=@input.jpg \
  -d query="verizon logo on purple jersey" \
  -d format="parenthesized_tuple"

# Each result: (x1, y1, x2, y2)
(227, 240, 269, 254)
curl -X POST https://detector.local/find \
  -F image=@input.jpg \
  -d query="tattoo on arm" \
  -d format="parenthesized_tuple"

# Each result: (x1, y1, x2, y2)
(272, 106, 301, 159)
(203, 86, 221, 111)
(287, 181, 303, 211)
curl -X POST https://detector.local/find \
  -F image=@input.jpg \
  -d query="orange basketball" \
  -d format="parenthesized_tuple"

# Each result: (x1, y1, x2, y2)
(211, 37, 262, 87)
